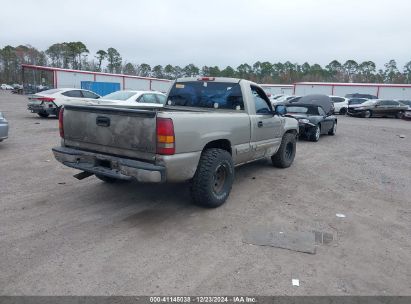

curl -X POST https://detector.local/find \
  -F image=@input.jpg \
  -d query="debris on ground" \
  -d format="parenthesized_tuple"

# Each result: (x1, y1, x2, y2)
(336, 213, 346, 218)
(313, 231, 334, 245)
(398, 134, 405, 138)
(243, 227, 316, 254)
(58, 182, 66, 185)
(292, 279, 300, 286)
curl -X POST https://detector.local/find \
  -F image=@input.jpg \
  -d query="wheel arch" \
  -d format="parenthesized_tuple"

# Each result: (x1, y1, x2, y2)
(202, 139, 232, 155)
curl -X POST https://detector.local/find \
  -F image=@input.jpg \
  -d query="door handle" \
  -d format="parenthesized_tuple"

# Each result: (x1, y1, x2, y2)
(258, 121, 263, 128)
(96, 116, 110, 127)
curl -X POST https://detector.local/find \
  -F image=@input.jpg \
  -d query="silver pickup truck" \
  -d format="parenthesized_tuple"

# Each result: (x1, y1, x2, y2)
(53, 77, 298, 207)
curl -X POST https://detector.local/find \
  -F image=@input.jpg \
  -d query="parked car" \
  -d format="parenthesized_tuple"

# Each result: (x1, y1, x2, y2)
(27, 88, 101, 118)
(96, 90, 166, 107)
(0, 111, 9, 142)
(330, 95, 349, 115)
(347, 98, 369, 115)
(1, 84, 14, 90)
(345, 93, 377, 99)
(52, 77, 299, 208)
(285, 94, 337, 142)
(347, 99, 409, 118)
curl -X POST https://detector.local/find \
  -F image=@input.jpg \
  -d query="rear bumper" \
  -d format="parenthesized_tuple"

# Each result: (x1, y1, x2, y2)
(28, 103, 57, 115)
(347, 109, 365, 117)
(52, 146, 166, 183)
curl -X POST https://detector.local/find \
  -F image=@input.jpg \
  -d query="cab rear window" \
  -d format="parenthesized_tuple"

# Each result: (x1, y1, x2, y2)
(167, 81, 244, 110)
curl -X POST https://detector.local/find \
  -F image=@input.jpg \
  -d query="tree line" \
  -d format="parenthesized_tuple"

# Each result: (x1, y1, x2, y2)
(1, 42, 411, 85)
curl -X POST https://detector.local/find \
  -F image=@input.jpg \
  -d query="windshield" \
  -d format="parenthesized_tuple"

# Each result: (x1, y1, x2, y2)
(286, 105, 319, 115)
(167, 81, 244, 110)
(39, 89, 62, 95)
(102, 91, 137, 101)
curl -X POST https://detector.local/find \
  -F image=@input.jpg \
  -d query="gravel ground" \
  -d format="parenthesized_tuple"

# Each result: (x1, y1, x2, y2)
(0, 90, 410, 295)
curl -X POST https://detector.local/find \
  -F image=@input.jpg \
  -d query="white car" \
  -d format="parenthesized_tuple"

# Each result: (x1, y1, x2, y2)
(27, 88, 101, 117)
(1, 84, 14, 90)
(95, 90, 167, 107)
(330, 96, 349, 115)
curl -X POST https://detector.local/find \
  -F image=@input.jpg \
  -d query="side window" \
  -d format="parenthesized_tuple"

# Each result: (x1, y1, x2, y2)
(82, 90, 99, 99)
(318, 106, 326, 116)
(156, 94, 166, 105)
(62, 90, 83, 98)
(332, 97, 344, 103)
(379, 100, 389, 106)
(251, 86, 271, 114)
(140, 94, 158, 104)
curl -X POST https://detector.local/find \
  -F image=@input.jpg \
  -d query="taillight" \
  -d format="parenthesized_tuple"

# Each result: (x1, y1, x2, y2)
(197, 77, 215, 81)
(58, 107, 64, 138)
(156, 117, 175, 155)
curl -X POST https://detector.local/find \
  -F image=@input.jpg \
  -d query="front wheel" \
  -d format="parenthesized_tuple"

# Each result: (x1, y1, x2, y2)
(191, 148, 234, 208)
(328, 122, 337, 135)
(364, 110, 372, 118)
(309, 124, 321, 142)
(271, 132, 296, 168)
(396, 111, 405, 119)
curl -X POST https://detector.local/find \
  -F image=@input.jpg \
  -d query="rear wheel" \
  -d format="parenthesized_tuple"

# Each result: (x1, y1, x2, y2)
(271, 132, 296, 168)
(309, 124, 321, 142)
(191, 148, 234, 208)
(37, 112, 49, 118)
(364, 110, 372, 118)
(339, 108, 347, 115)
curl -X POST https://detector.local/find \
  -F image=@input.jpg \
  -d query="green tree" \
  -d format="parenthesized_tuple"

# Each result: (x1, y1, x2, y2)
(137, 63, 151, 77)
(123, 62, 136, 75)
(152, 65, 164, 78)
(106, 47, 122, 73)
(384, 59, 399, 83)
(343, 60, 358, 82)
(95, 50, 107, 72)
(182, 64, 199, 77)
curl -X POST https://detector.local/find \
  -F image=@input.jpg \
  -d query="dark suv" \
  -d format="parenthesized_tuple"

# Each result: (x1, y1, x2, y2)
(348, 99, 408, 118)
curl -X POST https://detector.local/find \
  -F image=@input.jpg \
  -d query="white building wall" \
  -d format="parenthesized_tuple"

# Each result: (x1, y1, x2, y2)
(124, 78, 151, 90)
(378, 87, 411, 99)
(56, 71, 94, 88)
(95, 75, 123, 89)
(333, 86, 378, 97)
(294, 84, 332, 96)
(261, 85, 294, 95)
(151, 80, 172, 93)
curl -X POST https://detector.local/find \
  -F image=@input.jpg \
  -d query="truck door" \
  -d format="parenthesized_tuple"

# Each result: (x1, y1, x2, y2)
(249, 85, 283, 160)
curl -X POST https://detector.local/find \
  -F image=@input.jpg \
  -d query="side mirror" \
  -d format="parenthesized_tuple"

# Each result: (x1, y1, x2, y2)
(275, 104, 287, 115)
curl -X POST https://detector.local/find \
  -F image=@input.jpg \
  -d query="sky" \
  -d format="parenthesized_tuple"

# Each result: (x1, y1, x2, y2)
(1, 0, 411, 70)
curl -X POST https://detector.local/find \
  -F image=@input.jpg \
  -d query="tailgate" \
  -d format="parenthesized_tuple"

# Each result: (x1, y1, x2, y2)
(63, 105, 157, 161)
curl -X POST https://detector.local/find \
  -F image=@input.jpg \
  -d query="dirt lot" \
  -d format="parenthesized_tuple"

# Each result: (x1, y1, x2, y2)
(0, 90, 410, 296)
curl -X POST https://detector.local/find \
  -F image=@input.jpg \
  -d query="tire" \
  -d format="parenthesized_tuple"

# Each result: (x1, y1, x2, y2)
(95, 174, 123, 183)
(328, 121, 337, 135)
(396, 111, 405, 119)
(364, 110, 372, 118)
(271, 132, 296, 168)
(309, 124, 321, 142)
(190, 148, 234, 208)
(339, 108, 347, 115)
(37, 112, 49, 118)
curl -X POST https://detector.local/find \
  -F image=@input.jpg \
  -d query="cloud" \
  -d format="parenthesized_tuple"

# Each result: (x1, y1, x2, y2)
(1, 0, 411, 69)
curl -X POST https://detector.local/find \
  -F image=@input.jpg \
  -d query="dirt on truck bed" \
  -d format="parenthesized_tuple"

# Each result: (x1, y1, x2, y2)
(0, 90, 410, 295)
